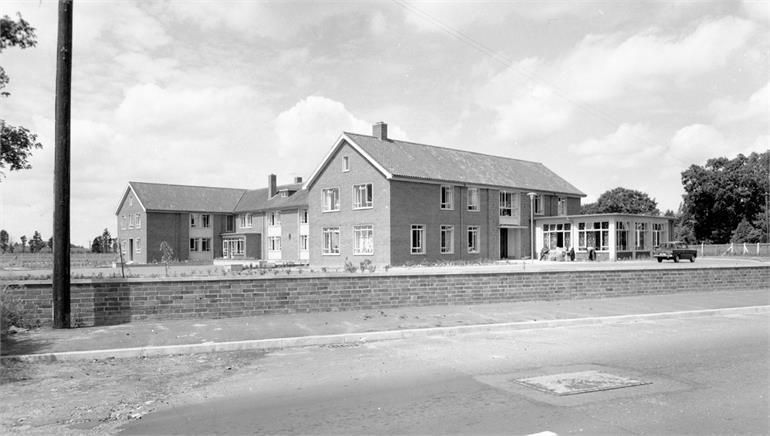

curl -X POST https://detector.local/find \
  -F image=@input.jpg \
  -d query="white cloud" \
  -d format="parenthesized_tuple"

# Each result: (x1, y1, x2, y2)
(667, 124, 736, 165)
(475, 16, 756, 140)
(742, 0, 770, 23)
(568, 123, 664, 169)
(273, 96, 407, 175)
(709, 81, 770, 125)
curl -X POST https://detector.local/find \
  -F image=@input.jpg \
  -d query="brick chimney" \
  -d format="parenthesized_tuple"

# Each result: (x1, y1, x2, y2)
(294, 176, 303, 184)
(268, 174, 277, 198)
(373, 122, 388, 140)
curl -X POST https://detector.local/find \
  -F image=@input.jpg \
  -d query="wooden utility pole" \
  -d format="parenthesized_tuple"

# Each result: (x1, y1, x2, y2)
(53, 0, 73, 329)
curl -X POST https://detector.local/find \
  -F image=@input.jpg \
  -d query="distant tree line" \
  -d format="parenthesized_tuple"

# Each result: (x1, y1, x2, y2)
(0, 229, 51, 253)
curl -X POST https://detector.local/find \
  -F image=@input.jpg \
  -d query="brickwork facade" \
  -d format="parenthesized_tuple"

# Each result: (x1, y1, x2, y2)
(6, 266, 768, 327)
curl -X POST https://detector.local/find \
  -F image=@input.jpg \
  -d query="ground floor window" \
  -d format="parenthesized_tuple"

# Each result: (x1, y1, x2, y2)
(653, 223, 664, 247)
(616, 221, 629, 251)
(222, 238, 244, 257)
(353, 225, 374, 255)
(300, 234, 309, 251)
(440, 225, 454, 254)
(578, 221, 609, 251)
(467, 226, 479, 253)
(543, 223, 571, 250)
(190, 238, 198, 252)
(323, 227, 340, 255)
(201, 238, 211, 252)
(411, 225, 425, 254)
(135, 238, 141, 254)
(635, 223, 647, 250)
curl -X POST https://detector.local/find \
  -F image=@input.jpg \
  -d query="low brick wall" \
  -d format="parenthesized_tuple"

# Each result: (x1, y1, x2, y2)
(4, 266, 769, 327)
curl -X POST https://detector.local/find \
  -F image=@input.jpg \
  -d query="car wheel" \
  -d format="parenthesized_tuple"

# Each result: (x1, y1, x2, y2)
(657, 258, 663, 263)
(673, 254, 679, 263)
(689, 256, 695, 262)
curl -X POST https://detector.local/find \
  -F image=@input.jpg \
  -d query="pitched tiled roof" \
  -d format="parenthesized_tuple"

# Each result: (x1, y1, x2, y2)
(345, 133, 585, 196)
(128, 182, 248, 213)
(234, 184, 308, 212)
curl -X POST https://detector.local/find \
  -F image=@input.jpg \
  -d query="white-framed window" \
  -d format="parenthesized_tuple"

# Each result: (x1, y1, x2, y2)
(300, 209, 308, 224)
(202, 214, 210, 228)
(323, 227, 340, 255)
(467, 188, 479, 211)
(190, 214, 197, 228)
(635, 222, 648, 250)
(268, 236, 281, 251)
(410, 224, 425, 254)
(653, 223, 664, 247)
(300, 234, 309, 251)
(201, 238, 211, 252)
(500, 191, 513, 216)
(190, 238, 198, 252)
(578, 221, 609, 251)
(128, 214, 134, 229)
(467, 226, 479, 253)
(135, 213, 141, 229)
(353, 183, 373, 209)
(240, 213, 253, 228)
(616, 221, 629, 251)
(129, 196, 133, 207)
(121, 215, 127, 230)
(236, 239, 244, 255)
(342, 156, 350, 172)
(323, 188, 340, 212)
(353, 225, 374, 255)
(440, 185, 453, 210)
(440, 225, 454, 254)
(534, 194, 544, 215)
(121, 239, 127, 255)
(269, 211, 281, 226)
(543, 223, 571, 250)
(557, 198, 568, 216)
(136, 238, 141, 254)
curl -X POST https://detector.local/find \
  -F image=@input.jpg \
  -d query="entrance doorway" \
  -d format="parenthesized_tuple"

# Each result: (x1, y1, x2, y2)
(128, 239, 134, 261)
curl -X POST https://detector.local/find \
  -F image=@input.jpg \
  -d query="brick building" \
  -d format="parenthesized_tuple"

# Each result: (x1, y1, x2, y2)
(117, 122, 672, 266)
(303, 122, 586, 266)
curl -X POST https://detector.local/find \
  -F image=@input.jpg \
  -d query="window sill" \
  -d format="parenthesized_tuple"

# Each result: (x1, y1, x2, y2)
(322, 210, 340, 213)
(322, 253, 341, 256)
(440, 251, 454, 255)
(352, 206, 373, 210)
(410, 252, 426, 255)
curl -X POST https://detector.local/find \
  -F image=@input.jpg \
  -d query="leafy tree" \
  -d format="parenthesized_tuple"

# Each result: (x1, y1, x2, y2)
(29, 230, 44, 253)
(681, 151, 769, 243)
(0, 229, 8, 253)
(91, 237, 103, 253)
(101, 228, 112, 253)
(159, 241, 174, 276)
(1, 13, 41, 179)
(581, 187, 660, 215)
(19, 234, 26, 253)
(47, 236, 53, 252)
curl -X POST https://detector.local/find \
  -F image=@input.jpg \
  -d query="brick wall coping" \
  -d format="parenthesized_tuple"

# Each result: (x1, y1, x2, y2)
(6, 264, 769, 287)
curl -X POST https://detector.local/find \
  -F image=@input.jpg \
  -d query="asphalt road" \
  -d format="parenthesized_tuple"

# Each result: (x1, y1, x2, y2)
(121, 313, 769, 435)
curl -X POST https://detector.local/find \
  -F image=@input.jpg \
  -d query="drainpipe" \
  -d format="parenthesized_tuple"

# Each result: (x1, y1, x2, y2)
(527, 192, 537, 261)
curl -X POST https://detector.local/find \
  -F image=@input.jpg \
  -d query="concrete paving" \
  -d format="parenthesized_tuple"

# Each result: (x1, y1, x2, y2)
(1, 288, 767, 361)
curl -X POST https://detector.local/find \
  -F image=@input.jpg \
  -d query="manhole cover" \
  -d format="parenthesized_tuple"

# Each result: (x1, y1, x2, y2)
(513, 370, 651, 396)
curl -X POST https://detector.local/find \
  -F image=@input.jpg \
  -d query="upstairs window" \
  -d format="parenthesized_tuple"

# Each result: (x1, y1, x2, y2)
(467, 188, 479, 211)
(269, 211, 281, 226)
(557, 198, 568, 216)
(135, 213, 141, 229)
(202, 214, 210, 228)
(342, 156, 350, 172)
(226, 215, 235, 232)
(440, 185, 453, 210)
(190, 214, 196, 228)
(353, 184, 373, 209)
(323, 188, 340, 212)
(300, 209, 308, 224)
(534, 194, 544, 215)
(239, 213, 253, 228)
(500, 191, 513, 216)
(129, 214, 135, 229)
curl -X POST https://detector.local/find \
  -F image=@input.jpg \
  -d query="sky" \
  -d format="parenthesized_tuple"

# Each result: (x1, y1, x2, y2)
(0, 0, 768, 247)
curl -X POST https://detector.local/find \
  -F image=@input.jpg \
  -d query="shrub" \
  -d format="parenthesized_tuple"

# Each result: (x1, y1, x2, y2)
(344, 257, 358, 273)
(1, 285, 39, 337)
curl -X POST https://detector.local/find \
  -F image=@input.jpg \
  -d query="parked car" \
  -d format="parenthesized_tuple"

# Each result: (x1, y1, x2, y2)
(654, 241, 697, 263)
